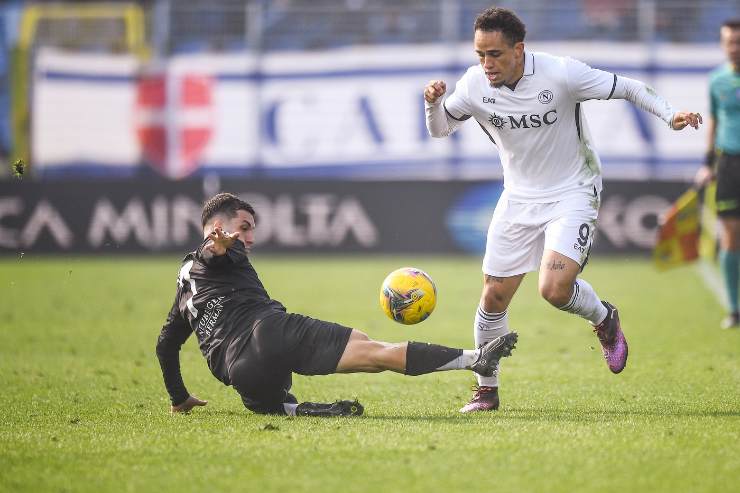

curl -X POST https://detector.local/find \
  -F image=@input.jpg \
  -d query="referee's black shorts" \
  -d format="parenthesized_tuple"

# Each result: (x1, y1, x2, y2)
(716, 152, 740, 217)
(228, 313, 353, 414)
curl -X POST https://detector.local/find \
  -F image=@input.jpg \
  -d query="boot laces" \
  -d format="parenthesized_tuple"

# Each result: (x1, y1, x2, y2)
(470, 385, 496, 400)
(593, 310, 616, 346)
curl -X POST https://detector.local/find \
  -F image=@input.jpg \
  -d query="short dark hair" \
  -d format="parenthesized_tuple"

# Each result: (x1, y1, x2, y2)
(474, 7, 526, 45)
(201, 192, 256, 228)
(722, 18, 740, 30)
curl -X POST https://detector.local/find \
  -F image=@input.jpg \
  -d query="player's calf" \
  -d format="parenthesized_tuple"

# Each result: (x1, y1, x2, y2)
(405, 332, 518, 376)
(556, 278, 609, 325)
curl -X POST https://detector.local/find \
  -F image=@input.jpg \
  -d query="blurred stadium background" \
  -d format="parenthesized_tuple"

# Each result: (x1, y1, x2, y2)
(3, 5, 738, 492)
(0, 0, 737, 256)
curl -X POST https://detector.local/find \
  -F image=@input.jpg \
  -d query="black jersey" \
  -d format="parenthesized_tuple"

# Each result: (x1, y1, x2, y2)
(156, 237, 285, 405)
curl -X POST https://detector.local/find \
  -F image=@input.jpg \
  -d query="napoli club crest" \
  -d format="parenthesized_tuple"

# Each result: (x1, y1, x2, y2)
(538, 89, 554, 104)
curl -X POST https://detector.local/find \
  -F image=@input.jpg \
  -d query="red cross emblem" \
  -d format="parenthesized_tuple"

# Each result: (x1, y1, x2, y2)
(136, 73, 214, 179)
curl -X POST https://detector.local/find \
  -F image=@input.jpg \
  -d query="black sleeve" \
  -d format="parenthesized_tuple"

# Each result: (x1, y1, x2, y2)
(196, 237, 248, 268)
(155, 297, 193, 406)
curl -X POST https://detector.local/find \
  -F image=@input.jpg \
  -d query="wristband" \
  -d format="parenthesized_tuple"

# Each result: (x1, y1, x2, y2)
(704, 150, 715, 167)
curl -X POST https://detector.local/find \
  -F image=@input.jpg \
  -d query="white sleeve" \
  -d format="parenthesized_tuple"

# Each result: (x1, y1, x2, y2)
(565, 57, 619, 102)
(566, 57, 676, 127)
(425, 73, 474, 138)
(610, 76, 676, 127)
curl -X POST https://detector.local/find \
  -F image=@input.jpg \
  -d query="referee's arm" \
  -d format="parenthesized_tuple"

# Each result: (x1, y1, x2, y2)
(696, 117, 717, 187)
(155, 300, 198, 411)
(705, 116, 717, 166)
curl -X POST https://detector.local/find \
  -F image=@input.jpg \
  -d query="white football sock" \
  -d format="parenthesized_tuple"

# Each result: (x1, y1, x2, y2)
(474, 305, 509, 387)
(283, 403, 298, 416)
(558, 278, 608, 325)
(434, 349, 480, 371)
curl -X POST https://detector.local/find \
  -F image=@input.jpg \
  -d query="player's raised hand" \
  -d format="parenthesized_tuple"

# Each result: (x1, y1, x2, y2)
(171, 395, 208, 414)
(424, 80, 447, 103)
(206, 227, 240, 256)
(671, 111, 703, 130)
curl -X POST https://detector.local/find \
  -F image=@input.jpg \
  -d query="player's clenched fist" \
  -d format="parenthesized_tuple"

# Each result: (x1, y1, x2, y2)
(424, 80, 447, 103)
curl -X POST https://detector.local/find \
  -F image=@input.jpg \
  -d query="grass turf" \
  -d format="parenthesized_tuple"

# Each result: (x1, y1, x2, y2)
(1, 255, 738, 492)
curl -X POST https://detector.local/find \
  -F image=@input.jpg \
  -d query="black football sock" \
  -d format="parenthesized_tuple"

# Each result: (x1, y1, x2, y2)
(404, 341, 463, 376)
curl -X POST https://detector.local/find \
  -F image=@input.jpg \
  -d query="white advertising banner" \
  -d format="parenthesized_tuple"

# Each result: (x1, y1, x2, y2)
(32, 50, 141, 169)
(31, 42, 724, 179)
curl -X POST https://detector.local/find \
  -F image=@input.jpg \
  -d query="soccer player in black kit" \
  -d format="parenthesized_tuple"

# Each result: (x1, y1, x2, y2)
(156, 193, 518, 416)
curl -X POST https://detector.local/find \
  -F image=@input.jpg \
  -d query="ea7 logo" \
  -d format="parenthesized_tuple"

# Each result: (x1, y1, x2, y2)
(482, 97, 496, 104)
(488, 110, 558, 129)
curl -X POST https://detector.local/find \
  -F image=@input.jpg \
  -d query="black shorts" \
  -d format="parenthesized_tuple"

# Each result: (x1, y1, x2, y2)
(716, 152, 740, 217)
(227, 313, 353, 414)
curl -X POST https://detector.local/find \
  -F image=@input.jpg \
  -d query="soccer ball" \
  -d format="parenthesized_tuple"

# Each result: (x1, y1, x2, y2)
(379, 267, 437, 325)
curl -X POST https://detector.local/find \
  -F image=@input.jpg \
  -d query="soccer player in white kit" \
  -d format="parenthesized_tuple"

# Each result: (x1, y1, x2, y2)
(424, 7, 703, 413)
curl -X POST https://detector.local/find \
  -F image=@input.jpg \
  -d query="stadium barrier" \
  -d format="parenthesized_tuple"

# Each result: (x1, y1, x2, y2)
(29, 42, 720, 180)
(0, 178, 688, 255)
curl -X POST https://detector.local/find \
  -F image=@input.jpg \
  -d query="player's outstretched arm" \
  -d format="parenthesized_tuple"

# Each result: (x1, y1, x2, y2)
(156, 302, 195, 413)
(171, 395, 208, 414)
(608, 75, 703, 131)
(695, 117, 717, 187)
(566, 58, 703, 132)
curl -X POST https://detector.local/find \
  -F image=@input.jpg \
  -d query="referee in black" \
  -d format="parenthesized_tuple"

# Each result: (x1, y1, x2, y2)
(156, 193, 518, 416)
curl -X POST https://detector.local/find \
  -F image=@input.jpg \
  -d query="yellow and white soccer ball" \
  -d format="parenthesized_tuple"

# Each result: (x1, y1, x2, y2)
(379, 267, 437, 325)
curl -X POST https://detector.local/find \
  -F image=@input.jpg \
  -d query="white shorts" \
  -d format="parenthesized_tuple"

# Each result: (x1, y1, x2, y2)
(482, 191, 599, 277)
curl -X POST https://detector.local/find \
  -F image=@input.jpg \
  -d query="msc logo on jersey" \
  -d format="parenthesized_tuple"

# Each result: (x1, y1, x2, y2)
(488, 110, 558, 129)
(488, 113, 506, 128)
(538, 90, 554, 104)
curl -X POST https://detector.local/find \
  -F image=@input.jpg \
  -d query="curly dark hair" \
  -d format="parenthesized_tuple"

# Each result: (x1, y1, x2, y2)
(201, 192, 256, 228)
(474, 7, 526, 46)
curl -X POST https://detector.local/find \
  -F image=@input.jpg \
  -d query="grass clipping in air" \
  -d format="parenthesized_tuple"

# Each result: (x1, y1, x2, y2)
(11, 159, 25, 178)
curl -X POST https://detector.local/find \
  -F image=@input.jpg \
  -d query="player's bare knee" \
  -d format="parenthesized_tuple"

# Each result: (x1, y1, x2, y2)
(348, 329, 371, 342)
(481, 285, 509, 312)
(539, 282, 571, 307)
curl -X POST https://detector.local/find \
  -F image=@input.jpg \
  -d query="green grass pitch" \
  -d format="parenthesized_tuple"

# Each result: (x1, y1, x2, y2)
(1, 255, 738, 492)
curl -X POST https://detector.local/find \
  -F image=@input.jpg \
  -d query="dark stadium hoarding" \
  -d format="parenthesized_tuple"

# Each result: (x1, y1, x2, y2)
(0, 178, 690, 255)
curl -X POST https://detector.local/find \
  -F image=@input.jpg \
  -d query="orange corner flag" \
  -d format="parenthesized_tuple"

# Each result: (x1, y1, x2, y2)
(653, 188, 700, 270)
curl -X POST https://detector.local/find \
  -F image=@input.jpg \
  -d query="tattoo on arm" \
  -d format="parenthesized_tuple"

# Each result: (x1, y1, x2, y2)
(547, 260, 566, 271)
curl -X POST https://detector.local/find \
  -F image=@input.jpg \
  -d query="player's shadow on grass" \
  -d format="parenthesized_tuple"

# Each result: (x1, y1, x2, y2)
(490, 408, 740, 421)
(204, 407, 740, 421)
(358, 407, 740, 422)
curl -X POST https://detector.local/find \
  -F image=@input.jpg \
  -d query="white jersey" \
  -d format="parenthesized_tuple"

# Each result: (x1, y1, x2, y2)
(429, 51, 674, 203)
